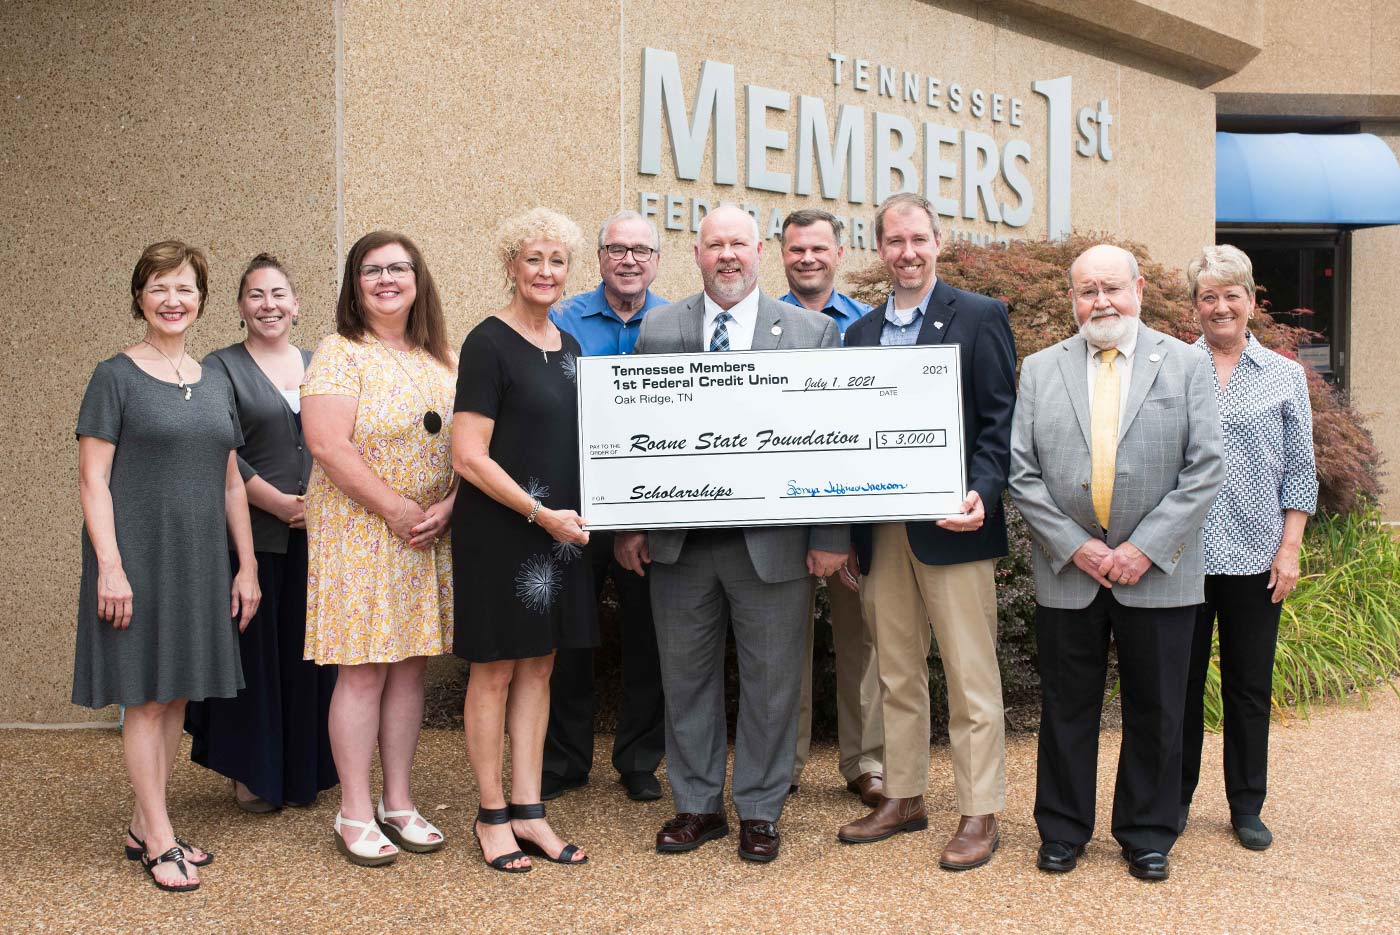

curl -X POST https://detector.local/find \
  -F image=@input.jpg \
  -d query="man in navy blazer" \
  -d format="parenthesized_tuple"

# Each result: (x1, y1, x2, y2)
(836, 193, 1017, 872)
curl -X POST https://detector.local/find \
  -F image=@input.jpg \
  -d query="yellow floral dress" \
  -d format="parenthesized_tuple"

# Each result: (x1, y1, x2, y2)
(301, 333, 456, 664)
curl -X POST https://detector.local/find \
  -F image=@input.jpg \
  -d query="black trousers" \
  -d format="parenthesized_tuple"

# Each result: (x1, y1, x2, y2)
(1181, 572, 1281, 816)
(1035, 589, 1195, 854)
(543, 531, 665, 780)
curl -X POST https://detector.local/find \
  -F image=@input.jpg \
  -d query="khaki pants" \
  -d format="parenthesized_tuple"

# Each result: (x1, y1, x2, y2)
(794, 575, 885, 783)
(861, 523, 1005, 813)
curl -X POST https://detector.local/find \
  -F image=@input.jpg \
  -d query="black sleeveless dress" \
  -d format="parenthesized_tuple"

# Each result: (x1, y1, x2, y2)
(450, 318, 598, 662)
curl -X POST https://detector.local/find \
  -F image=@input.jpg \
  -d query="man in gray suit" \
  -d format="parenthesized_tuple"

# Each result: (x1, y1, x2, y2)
(614, 205, 850, 863)
(1009, 244, 1224, 882)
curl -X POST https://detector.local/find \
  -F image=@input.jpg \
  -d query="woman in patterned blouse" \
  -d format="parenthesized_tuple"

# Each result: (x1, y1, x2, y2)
(1178, 244, 1318, 852)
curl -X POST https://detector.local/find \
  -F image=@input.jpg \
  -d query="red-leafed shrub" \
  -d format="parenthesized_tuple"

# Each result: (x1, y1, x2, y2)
(845, 233, 1382, 514)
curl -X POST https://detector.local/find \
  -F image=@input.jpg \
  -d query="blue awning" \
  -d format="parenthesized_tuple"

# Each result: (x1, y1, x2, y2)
(1216, 131, 1400, 227)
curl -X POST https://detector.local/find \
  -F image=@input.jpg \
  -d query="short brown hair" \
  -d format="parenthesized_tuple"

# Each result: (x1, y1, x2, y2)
(238, 252, 296, 299)
(873, 192, 940, 244)
(780, 209, 844, 243)
(130, 240, 209, 319)
(335, 231, 452, 367)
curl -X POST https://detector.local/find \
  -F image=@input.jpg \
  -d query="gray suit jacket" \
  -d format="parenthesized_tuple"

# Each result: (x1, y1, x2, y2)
(1008, 322, 1225, 609)
(633, 290, 851, 583)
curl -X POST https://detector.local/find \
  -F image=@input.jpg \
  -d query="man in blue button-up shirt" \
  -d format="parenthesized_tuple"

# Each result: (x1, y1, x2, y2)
(778, 209, 871, 342)
(776, 210, 886, 811)
(542, 211, 669, 803)
(550, 211, 669, 356)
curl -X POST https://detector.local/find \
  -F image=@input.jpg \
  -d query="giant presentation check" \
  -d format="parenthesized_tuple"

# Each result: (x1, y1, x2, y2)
(576, 345, 966, 530)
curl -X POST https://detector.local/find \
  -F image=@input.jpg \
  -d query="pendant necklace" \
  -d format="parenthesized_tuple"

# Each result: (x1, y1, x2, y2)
(142, 339, 192, 400)
(512, 312, 552, 363)
(369, 336, 443, 434)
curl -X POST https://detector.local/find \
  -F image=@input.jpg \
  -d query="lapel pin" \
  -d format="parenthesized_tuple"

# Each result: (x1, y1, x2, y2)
(771, 324, 782, 336)
(1149, 353, 1161, 362)
(934, 321, 944, 329)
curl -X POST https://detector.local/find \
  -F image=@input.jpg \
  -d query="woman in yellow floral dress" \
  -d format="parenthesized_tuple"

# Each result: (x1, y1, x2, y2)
(302, 231, 456, 867)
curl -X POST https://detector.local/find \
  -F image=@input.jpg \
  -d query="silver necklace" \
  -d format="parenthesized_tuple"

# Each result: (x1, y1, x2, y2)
(512, 312, 551, 362)
(368, 336, 443, 434)
(142, 339, 191, 400)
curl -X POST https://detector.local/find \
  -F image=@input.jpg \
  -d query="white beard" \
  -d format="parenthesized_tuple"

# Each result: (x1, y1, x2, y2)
(1079, 312, 1136, 349)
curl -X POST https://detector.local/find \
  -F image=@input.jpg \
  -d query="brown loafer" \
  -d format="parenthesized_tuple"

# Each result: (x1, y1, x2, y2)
(656, 812, 729, 853)
(738, 819, 780, 862)
(938, 814, 1000, 870)
(844, 772, 885, 808)
(837, 794, 928, 844)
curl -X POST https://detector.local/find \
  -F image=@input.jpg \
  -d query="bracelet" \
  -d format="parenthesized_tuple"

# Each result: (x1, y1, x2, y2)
(526, 499, 541, 524)
(395, 496, 410, 525)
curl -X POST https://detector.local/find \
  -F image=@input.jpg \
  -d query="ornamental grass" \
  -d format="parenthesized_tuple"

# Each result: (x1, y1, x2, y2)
(1200, 508, 1400, 730)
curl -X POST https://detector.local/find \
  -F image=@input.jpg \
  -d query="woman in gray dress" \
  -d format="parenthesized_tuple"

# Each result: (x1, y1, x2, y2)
(74, 241, 260, 893)
(185, 254, 338, 812)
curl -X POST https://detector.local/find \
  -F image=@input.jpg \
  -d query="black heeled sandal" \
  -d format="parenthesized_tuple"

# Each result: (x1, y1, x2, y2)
(125, 826, 214, 867)
(141, 846, 200, 892)
(509, 803, 588, 865)
(473, 806, 531, 873)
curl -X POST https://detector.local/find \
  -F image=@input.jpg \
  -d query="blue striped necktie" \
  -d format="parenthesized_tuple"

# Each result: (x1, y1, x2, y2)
(709, 310, 732, 352)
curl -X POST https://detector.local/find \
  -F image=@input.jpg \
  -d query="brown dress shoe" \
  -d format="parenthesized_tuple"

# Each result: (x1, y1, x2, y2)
(836, 795, 928, 844)
(738, 820, 780, 862)
(656, 812, 729, 853)
(938, 814, 1000, 870)
(844, 772, 885, 808)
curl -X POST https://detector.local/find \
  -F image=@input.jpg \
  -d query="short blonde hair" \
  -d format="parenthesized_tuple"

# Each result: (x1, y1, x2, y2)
(493, 207, 585, 291)
(1186, 244, 1256, 300)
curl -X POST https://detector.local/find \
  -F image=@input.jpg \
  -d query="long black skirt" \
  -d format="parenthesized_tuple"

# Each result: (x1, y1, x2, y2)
(185, 532, 338, 806)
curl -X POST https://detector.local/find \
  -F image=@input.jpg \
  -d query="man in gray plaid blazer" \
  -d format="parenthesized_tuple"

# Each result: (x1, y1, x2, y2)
(1009, 244, 1224, 882)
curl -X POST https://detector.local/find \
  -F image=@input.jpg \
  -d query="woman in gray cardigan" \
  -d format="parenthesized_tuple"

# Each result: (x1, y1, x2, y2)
(185, 254, 338, 811)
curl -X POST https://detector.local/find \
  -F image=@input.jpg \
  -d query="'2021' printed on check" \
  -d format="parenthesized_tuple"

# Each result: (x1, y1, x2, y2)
(576, 345, 968, 530)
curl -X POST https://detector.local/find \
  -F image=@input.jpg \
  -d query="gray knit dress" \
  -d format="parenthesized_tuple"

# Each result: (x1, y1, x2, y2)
(72, 354, 246, 708)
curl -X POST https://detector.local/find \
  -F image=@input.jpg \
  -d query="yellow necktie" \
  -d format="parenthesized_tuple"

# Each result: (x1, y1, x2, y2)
(1091, 348, 1120, 530)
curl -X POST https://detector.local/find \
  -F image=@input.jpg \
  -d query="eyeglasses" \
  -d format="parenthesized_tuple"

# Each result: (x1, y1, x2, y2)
(602, 243, 657, 261)
(1073, 284, 1127, 302)
(359, 261, 416, 280)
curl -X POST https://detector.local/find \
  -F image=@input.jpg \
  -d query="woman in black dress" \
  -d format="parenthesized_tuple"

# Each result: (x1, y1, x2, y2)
(452, 208, 598, 872)
(185, 254, 339, 811)
(75, 241, 260, 892)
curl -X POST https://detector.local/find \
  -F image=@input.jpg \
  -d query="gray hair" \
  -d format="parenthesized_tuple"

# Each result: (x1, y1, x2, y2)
(1066, 244, 1140, 288)
(1186, 244, 1256, 300)
(696, 205, 761, 246)
(597, 210, 660, 251)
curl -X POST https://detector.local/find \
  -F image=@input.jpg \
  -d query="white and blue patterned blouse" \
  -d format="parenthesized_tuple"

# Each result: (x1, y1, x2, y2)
(1196, 332, 1318, 575)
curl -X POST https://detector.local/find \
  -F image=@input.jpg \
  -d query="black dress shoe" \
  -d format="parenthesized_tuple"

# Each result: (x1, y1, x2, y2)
(1122, 848, 1170, 881)
(1231, 814, 1273, 850)
(540, 772, 587, 801)
(1036, 840, 1085, 873)
(620, 771, 662, 802)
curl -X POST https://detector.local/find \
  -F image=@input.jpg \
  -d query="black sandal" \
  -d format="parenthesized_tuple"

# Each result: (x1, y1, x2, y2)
(509, 803, 588, 865)
(473, 806, 531, 873)
(141, 846, 200, 892)
(125, 826, 214, 867)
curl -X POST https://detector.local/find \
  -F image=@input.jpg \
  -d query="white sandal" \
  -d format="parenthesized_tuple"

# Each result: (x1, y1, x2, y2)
(377, 800, 446, 854)
(334, 811, 399, 867)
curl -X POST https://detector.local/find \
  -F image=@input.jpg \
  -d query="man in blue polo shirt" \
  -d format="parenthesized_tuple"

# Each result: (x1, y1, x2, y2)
(778, 209, 885, 811)
(544, 210, 669, 802)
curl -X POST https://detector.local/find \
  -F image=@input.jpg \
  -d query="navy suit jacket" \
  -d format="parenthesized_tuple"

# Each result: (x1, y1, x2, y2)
(846, 278, 1017, 570)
